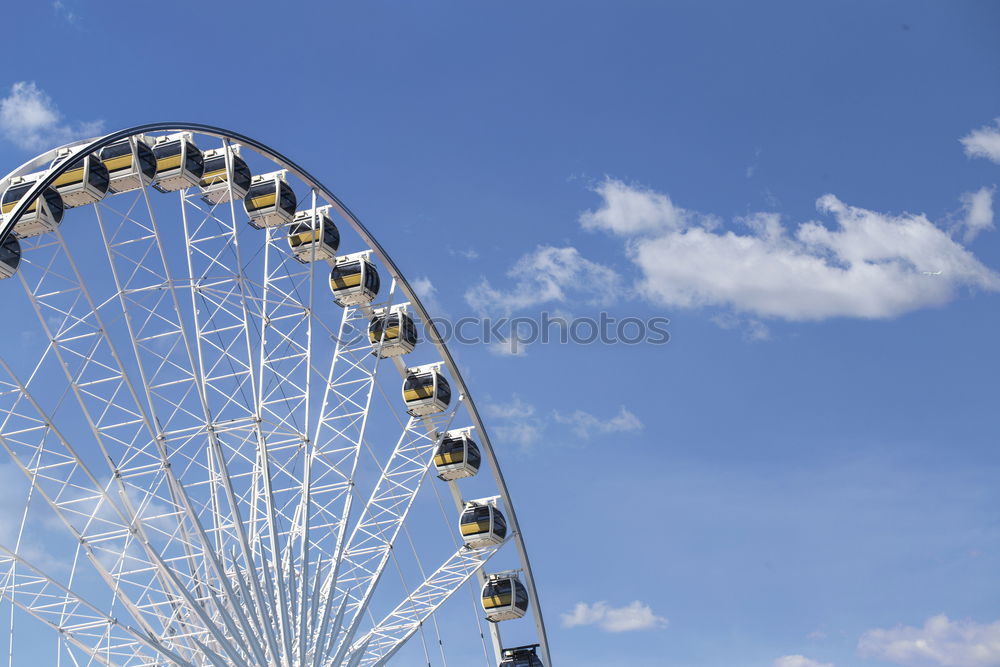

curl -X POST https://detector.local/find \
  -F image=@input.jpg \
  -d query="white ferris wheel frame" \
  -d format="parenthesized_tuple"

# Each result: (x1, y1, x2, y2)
(0, 123, 552, 667)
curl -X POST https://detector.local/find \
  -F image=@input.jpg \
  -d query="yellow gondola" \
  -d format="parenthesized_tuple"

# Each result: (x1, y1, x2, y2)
(0, 235, 21, 280)
(151, 132, 204, 192)
(49, 148, 110, 207)
(287, 206, 339, 262)
(244, 170, 297, 228)
(402, 365, 451, 416)
(1, 178, 64, 238)
(482, 572, 529, 622)
(459, 501, 507, 549)
(368, 306, 417, 357)
(433, 430, 481, 480)
(199, 145, 251, 205)
(499, 645, 544, 667)
(100, 136, 157, 193)
(329, 252, 380, 306)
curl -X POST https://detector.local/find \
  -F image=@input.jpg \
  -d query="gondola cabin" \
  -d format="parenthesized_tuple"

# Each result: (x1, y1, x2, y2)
(100, 136, 157, 193)
(368, 306, 417, 357)
(329, 253, 380, 306)
(287, 206, 339, 262)
(434, 431, 481, 480)
(200, 145, 251, 205)
(49, 148, 110, 207)
(459, 501, 507, 549)
(151, 132, 204, 192)
(499, 645, 544, 667)
(244, 170, 297, 228)
(1, 178, 64, 238)
(402, 365, 451, 416)
(482, 572, 529, 622)
(0, 235, 21, 280)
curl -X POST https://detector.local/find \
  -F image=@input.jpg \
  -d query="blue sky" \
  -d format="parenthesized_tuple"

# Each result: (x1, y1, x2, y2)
(1, 2, 999, 666)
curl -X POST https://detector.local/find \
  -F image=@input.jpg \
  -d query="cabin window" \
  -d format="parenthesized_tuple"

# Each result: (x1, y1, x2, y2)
(467, 443, 481, 468)
(363, 263, 380, 293)
(137, 143, 157, 178)
(88, 159, 109, 190)
(233, 160, 252, 190)
(103, 141, 131, 160)
(436, 377, 451, 404)
(44, 189, 64, 219)
(184, 145, 203, 174)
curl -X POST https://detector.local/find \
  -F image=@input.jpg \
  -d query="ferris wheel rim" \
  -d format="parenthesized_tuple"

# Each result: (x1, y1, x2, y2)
(0, 122, 551, 666)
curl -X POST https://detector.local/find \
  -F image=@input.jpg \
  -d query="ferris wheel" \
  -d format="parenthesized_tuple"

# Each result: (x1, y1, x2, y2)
(0, 123, 550, 667)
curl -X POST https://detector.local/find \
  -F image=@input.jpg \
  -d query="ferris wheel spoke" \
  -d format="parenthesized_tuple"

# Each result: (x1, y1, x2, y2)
(300, 300, 395, 664)
(350, 540, 505, 667)
(306, 297, 400, 565)
(328, 395, 463, 664)
(255, 217, 315, 561)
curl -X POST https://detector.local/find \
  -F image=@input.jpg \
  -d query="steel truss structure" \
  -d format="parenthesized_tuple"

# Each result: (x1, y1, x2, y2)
(0, 124, 550, 666)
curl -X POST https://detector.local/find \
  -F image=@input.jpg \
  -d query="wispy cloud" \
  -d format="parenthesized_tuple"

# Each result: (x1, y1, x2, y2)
(0, 81, 103, 151)
(580, 178, 1000, 322)
(961, 118, 1000, 164)
(52, 0, 81, 23)
(553, 405, 642, 438)
(773, 656, 833, 667)
(492, 421, 542, 448)
(483, 395, 543, 449)
(561, 600, 667, 632)
(448, 246, 480, 260)
(711, 312, 771, 341)
(959, 186, 995, 243)
(858, 614, 1000, 667)
(486, 396, 643, 447)
(409, 275, 446, 317)
(484, 395, 535, 419)
(488, 337, 528, 357)
(465, 245, 622, 316)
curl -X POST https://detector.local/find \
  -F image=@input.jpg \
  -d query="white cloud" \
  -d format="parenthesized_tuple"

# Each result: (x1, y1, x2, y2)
(553, 405, 642, 438)
(961, 118, 1000, 164)
(484, 395, 535, 419)
(561, 600, 667, 633)
(773, 656, 833, 667)
(580, 178, 1000, 322)
(711, 312, 771, 341)
(858, 615, 1000, 667)
(464, 245, 622, 315)
(488, 337, 528, 357)
(484, 395, 542, 448)
(53, 1, 80, 23)
(959, 186, 995, 243)
(409, 276, 446, 317)
(492, 421, 542, 448)
(580, 178, 693, 235)
(449, 247, 479, 260)
(0, 82, 103, 151)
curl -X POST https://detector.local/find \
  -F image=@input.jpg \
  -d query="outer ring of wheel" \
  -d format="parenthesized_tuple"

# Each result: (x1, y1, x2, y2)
(0, 122, 552, 666)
